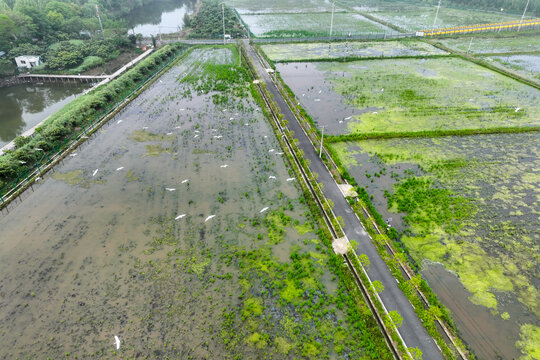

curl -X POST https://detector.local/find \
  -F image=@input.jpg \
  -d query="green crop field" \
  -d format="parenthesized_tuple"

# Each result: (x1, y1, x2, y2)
(242, 13, 388, 38)
(330, 133, 540, 359)
(260, 40, 446, 62)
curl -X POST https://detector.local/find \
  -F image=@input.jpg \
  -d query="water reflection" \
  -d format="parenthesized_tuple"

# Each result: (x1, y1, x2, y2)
(0, 83, 89, 147)
(127, 0, 197, 37)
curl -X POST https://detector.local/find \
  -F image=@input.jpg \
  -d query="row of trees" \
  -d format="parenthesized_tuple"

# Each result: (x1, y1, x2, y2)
(0, 0, 171, 74)
(185, 0, 246, 39)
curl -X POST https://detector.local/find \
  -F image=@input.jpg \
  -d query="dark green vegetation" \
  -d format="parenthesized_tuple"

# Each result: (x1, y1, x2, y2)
(0, 0, 195, 74)
(0, 43, 185, 196)
(183, 0, 246, 39)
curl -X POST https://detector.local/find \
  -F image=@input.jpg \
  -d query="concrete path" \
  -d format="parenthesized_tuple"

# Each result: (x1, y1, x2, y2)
(244, 40, 444, 360)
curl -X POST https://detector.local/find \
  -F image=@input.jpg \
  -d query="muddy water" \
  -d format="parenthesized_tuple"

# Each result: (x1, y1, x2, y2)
(423, 263, 525, 360)
(277, 62, 378, 135)
(0, 48, 351, 358)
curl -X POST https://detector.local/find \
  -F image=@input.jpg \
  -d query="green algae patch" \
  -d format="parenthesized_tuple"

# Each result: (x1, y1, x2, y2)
(274, 336, 294, 354)
(242, 298, 263, 319)
(331, 142, 360, 167)
(295, 221, 314, 235)
(191, 259, 210, 275)
(245, 332, 268, 349)
(52, 170, 84, 186)
(144, 144, 171, 157)
(125, 170, 139, 182)
(516, 324, 540, 360)
(280, 279, 304, 305)
(128, 130, 175, 142)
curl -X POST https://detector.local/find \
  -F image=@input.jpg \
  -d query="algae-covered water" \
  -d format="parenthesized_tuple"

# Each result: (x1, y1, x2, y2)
(330, 133, 540, 359)
(0, 46, 389, 359)
(276, 57, 540, 136)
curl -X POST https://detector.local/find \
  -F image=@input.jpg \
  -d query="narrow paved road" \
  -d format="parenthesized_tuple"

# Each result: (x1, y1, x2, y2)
(245, 41, 444, 360)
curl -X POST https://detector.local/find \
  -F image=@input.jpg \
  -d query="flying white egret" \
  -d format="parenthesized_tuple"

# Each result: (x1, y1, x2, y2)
(205, 215, 216, 222)
(114, 335, 121, 350)
(175, 214, 186, 220)
(260, 207, 269, 213)
(92, 169, 99, 177)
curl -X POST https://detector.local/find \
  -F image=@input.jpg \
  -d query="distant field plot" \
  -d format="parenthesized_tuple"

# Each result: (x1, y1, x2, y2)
(276, 57, 540, 135)
(438, 34, 540, 54)
(362, 3, 522, 32)
(484, 54, 540, 82)
(330, 132, 540, 359)
(223, 0, 345, 14)
(242, 13, 387, 37)
(260, 40, 447, 61)
(374, 8, 521, 32)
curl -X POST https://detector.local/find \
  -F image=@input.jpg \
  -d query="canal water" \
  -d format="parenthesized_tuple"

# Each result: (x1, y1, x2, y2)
(0, 83, 89, 148)
(127, 0, 197, 37)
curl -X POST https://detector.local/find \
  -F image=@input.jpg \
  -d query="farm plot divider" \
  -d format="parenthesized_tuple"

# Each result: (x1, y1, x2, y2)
(241, 41, 437, 360)
(254, 42, 473, 360)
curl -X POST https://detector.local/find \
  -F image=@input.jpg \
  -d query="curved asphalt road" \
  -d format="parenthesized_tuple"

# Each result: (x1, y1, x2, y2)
(245, 41, 443, 360)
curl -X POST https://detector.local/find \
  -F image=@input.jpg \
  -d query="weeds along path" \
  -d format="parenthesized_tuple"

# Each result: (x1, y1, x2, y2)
(0, 46, 392, 359)
(244, 40, 444, 360)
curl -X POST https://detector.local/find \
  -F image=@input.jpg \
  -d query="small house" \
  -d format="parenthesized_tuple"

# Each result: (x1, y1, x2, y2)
(15, 55, 42, 69)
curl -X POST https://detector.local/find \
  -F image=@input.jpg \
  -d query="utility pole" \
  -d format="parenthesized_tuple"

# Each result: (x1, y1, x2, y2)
(95, 5, 104, 37)
(222, 3, 226, 45)
(319, 126, 325, 158)
(329, 2, 335, 39)
(431, 0, 442, 36)
(518, 0, 530, 31)
(467, 37, 474, 53)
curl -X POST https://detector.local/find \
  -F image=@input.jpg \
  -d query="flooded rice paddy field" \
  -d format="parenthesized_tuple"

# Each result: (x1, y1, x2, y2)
(0, 46, 390, 359)
(338, 0, 522, 32)
(437, 34, 540, 54)
(484, 54, 540, 82)
(241, 13, 388, 38)
(275, 57, 540, 135)
(330, 133, 540, 359)
(260, 40, 446, 62)
(223, 0, 345, 14)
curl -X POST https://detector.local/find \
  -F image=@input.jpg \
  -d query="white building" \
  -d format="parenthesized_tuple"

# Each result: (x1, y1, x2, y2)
(15, 55, 42, 69)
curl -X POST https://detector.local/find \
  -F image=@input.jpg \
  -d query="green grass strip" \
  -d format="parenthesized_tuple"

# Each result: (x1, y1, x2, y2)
(325, 126, 540, 143)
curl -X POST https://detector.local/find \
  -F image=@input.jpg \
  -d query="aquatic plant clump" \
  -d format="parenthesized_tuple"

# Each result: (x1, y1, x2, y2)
(0, 45, 390, 359)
